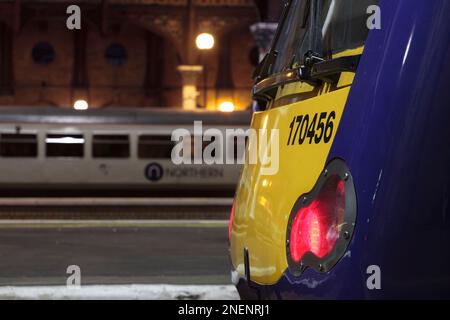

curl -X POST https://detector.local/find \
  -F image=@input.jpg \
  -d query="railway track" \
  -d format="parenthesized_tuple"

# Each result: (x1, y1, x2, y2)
(0, 197, 233, 220)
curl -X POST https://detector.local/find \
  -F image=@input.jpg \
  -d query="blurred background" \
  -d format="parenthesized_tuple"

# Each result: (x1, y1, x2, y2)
(0, 0, 282, 299)
(0, 0, 282, 111)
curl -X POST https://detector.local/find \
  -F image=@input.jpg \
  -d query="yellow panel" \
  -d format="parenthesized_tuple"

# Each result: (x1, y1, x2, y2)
(230, 86, 351, 285)
(272, 47, 364, 101)
(334, 47, 363, 88)
(337, 72, 356, 88)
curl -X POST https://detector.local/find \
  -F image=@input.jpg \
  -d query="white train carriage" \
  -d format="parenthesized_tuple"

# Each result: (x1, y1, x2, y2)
(0, 107, 251, 196)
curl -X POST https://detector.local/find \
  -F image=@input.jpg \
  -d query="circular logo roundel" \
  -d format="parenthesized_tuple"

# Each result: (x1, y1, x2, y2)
(145, 163, 164, 182)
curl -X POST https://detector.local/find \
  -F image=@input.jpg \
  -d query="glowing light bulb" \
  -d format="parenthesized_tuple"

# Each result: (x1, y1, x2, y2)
(73, 100, 88, 110)
(218, 101, 235, 113)
(196, 33, 215, 50)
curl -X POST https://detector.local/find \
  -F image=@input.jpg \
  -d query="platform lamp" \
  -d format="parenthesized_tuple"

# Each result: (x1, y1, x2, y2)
(71, 91, 89, 111)
(71, 85, 90, 111)
(73, 99, 89, 110)
(195, 33, 215, 109)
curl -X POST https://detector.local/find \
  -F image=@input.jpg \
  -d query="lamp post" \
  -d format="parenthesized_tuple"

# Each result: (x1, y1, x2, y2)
(195, 33, 214, 109)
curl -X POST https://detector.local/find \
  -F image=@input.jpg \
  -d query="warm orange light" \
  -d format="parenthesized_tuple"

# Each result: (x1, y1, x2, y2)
(73, 100, 88, 110)
(218, 101, 235, 113)
(196, 33, 215, 50)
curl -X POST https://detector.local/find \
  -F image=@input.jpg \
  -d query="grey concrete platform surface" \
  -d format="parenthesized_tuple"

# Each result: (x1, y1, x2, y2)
(0, 221, 231, 287)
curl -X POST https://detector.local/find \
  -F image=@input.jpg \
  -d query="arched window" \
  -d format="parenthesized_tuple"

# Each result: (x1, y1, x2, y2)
(105, 43, 127, 66)
(32, 42, 55, 65)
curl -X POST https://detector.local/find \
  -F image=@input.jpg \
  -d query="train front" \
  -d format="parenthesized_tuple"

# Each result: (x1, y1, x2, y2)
(229, 0, 450, 299)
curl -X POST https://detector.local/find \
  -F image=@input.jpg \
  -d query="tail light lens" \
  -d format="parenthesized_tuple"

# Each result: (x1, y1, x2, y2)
(287, 159, 356, 275)
(290, 177, 345, 262)
(229, 201, 235, 242)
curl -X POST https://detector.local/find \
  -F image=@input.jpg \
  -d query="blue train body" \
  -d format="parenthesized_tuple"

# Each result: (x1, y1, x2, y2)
(237, 0, 450, 299)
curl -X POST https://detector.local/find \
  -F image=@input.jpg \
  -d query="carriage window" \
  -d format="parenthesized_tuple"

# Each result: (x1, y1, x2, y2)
(229, 135, 247, 162)
(46, 134, 84, 158)
(93, 135, 129, 158)
(270, 0, 379, 75)
(321, 0, 379, 54)
(189, 135, 217, 159)
(0, 133, 37, 157)
(271, 0, 311, 74)
(202, 136, 217, 159)
(138, 135, 173, 159)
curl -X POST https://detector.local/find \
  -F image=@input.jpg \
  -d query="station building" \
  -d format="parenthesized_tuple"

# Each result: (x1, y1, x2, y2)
(0, 0, 281, 111)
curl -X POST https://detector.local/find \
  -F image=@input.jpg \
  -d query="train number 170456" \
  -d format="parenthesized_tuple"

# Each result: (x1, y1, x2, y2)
(287, 111, 336, 146)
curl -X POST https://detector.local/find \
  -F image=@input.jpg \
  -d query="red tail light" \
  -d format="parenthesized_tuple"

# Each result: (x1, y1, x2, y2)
(290, 177, 345, 262)
(229, 201, 235, 242)
(287, 159, 356, 275)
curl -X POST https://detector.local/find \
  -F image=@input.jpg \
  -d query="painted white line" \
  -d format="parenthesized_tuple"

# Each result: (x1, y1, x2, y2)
(0, 284, 240, 300)
(0, 219, 229, 228)
(0, 197, 233, 207)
